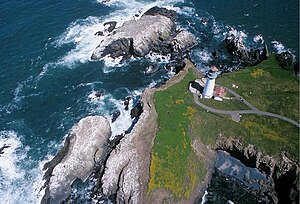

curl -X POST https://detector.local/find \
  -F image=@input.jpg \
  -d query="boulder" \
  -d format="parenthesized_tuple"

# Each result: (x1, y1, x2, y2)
(104, 21, 117, 33)
(0, 144, 10, 156)
(112, 110, 121, 123)
(173, 30, 197, 52)
(130, 101, 143, 118)
(41, 116, 111, 204)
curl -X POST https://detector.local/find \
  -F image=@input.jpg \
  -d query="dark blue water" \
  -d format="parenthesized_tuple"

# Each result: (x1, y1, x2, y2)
(0, 0, 298, 203)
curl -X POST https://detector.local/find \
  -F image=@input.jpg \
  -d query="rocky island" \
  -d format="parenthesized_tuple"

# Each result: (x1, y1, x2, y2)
(41, 6, 299, 204)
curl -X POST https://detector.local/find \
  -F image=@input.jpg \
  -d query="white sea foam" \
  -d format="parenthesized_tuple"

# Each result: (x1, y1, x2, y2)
(225, 27, 248, 42)
(200, 190, 208, 204)
(108, 97, 133, 139)
(0, 131, 44, 204)
(37, 0, 185, 79)
(54, 16, 105, 67)
(194, 49, 213, 63)
(145, 52, 171, 64)
(87, 91, 134, 138)
(271, 40, 287, 54)
(253, 34, 264, 44)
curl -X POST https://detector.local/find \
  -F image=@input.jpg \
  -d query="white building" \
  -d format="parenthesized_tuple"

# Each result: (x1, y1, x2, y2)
(203, 66, 218, 98)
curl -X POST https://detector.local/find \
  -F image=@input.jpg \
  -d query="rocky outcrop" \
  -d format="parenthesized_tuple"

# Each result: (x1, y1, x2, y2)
(224, 28, 268, 67)
(0, 144, 10, 156)
(104, 21, 117, 33)
(216, 137, 300, 204)
(41, 116, 111, 204)
(91, 7, 196, 61)
(275, 51, 298, 75)
(100, 87, 158, 204)
(173, 30, 197, 53)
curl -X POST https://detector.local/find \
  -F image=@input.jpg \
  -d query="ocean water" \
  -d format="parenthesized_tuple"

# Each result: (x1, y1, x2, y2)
(0, 0, 298, 203)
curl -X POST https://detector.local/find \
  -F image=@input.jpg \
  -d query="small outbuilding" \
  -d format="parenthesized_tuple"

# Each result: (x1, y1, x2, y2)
(213, 86, 226, 101)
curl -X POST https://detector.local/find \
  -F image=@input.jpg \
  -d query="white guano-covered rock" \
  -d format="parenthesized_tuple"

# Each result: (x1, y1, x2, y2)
(42, 116, 111, 203)
(173, 30, 197, 52)
(91, 14, 174, 59)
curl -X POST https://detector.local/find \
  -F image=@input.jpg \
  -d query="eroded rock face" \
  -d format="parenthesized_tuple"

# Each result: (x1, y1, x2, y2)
(216, 137, 300, 204)
(91, 7, 196, 61)
(41, 116, 111, 204)
(100, 89, 158, 204)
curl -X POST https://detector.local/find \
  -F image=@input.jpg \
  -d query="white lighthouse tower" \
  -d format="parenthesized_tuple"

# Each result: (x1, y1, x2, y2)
(203, 66, 218, 98)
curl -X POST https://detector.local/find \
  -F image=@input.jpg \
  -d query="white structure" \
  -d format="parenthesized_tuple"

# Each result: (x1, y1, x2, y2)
(203, 66, 218, 98)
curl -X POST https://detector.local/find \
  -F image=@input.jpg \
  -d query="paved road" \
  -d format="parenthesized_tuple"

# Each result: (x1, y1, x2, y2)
(193, 94, 300, 128)
(224, 87, 259, 111)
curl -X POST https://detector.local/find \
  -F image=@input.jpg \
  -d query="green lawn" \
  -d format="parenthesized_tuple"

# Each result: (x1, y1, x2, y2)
(200, 98, 250, 111)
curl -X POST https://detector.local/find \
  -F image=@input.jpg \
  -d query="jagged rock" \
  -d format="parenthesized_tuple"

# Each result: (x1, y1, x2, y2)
(100, 89, 157, 204)
(144, 64, 159, 75)
(95, 31, 104, 36)
(275, 51, 297, 74)
(101, 133, 140, 203)
(173, 30, 197, 52)
(41, 116, 111, 204)
(130, 101, 143, 118)
(166, 59, 186, 74)
(95, 90, 105, 98)
(124, 97, 131, 111)
(216, 137, 300, 204)
(104, 21, 117, 33)
(0, 144, 10, 156)
(142, 6, 177, 22)
(294, 61, 299, 76)
(224, 28, 268, 66)
(112, 110, 121, 123)
(91, 13, 174, 60)
(91, 7, 196, 61)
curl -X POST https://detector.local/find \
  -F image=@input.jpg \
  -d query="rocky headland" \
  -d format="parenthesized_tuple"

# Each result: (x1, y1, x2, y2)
(40, 6, 299, 204)
(40, 61, 299, 204)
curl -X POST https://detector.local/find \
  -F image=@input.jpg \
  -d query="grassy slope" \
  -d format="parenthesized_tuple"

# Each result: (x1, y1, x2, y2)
(198, 54, 299, 160)
(148, 55, 299, 199)
(148, 68, 207, 199)
(217, 54, 299, 122)
(217, 54, 299, 159)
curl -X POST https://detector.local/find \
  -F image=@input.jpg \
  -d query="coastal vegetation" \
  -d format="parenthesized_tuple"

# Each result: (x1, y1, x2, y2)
(217, 54, 299, 122)
(148, 54, 299, 199)
(148, 67, 207, 199)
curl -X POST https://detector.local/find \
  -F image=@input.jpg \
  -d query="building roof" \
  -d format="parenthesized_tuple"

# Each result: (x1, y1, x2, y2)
(213, 86, 226, 98)
(210, 66, 219, 72)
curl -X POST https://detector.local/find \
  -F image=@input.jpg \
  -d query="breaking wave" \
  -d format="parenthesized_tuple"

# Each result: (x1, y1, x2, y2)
(0, 131, 44, 204)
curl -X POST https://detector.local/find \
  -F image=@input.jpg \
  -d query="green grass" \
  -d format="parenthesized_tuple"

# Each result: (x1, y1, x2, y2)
(196, 55, 299, 160)
(148, 56, 299, 199)
(217, 54, 299, 122)
(148, 68, 207, 198)
(200, 98, 250, 111)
